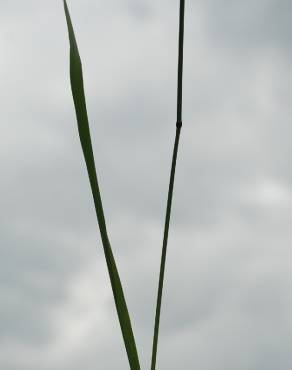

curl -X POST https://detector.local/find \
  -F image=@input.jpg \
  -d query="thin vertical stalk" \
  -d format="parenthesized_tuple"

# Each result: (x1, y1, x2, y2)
(150, 1, 185, 369)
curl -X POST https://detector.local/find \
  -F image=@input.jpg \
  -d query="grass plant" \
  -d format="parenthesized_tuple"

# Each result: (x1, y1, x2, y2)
(63, 1, 185, 368)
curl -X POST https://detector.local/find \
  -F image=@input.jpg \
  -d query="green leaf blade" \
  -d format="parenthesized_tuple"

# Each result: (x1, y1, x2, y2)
(63, 2, 140, 369)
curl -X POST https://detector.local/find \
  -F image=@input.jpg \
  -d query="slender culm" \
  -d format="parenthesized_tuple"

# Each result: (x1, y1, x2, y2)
(151, 1, 185, 369)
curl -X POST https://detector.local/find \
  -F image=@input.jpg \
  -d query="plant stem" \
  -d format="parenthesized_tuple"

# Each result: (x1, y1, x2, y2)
(150, 1, 185, 369)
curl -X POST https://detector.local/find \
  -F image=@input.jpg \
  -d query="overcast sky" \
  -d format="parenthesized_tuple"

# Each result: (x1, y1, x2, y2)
(1, 0, 292, 369)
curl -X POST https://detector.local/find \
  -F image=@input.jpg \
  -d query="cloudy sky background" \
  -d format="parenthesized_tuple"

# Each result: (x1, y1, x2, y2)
(1, 0, 292, 369)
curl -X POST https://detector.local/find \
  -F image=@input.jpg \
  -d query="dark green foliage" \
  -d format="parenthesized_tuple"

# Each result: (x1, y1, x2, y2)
(63, 2, 140, 369)
(63, 1, 185, 369)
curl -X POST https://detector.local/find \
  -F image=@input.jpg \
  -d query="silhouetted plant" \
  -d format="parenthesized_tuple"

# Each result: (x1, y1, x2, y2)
(63, 1, 185, 369)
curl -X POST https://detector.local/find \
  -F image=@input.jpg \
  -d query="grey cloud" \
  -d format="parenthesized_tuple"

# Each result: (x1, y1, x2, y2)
(1, 0, 292, 369)
(201, 0, 292, 53)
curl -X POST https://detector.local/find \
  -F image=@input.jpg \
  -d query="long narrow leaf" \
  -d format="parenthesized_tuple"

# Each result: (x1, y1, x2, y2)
(63, 2, 140, 369)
